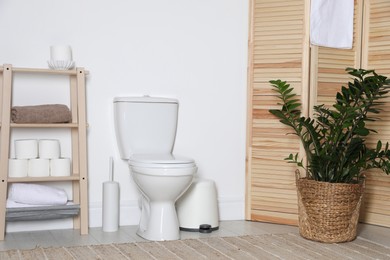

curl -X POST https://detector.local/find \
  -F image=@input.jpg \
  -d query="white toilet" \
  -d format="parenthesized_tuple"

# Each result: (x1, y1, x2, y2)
(113, 96, 197, 241)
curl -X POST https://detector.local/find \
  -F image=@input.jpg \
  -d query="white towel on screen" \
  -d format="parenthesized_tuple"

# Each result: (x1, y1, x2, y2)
(310, 0, 354, 49)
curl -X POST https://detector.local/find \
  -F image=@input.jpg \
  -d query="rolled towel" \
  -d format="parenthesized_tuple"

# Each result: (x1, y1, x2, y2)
(6, 199, 74, 208)
(8, 183, 68, 206)
(6, 199, 47, 208)
(11, 104, 72, 123)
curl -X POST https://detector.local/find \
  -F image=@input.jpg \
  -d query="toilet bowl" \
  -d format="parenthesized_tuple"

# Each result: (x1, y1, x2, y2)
(129, 154, 196, 240)
(113, 96, 197, 241)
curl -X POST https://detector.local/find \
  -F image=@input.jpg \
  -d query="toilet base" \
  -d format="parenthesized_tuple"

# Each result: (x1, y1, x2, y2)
(136, 201, 180, 241)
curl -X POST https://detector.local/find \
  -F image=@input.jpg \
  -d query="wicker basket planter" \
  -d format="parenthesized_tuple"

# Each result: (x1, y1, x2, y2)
(296, 173, 365, 243)
(269, 69, 390, 242)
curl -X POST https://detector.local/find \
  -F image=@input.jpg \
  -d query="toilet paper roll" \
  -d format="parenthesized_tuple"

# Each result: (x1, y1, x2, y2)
(39, 139, 61, 159)
(102, 181, 120, 232)
(8, 159, 28, 178)
(50, 158, 71, 177)
(28, 159, 50, 177)
(15, 139, 38, 159)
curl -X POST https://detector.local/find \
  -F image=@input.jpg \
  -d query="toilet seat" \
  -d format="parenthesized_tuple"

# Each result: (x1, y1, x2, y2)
(129, 154, 196, 169)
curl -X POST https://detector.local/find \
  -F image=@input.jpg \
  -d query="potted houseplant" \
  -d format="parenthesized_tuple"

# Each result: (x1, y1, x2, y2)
(269, 68, 390, 243)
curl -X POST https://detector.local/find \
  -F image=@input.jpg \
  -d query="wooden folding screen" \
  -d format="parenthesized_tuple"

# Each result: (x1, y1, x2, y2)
(310, 0, 390, 227)
(247, 0, 390, 227)
(246, 0, 310, 225)
(359, 0, 390, 227)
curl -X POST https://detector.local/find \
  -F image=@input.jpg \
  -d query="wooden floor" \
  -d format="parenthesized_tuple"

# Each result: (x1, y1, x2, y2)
(0, 221, 389, 251)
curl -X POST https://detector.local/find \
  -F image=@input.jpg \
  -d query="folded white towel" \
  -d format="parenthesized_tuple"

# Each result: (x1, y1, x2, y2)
(310, 0, 354, 49)
(8, 183, 68, 206)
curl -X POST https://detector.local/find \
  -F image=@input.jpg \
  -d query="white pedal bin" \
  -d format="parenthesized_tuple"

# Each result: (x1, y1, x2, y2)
(176, 178, 219, 233)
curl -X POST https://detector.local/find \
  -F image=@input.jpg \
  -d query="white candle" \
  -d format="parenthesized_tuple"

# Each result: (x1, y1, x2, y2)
(50, 45, 72, 61)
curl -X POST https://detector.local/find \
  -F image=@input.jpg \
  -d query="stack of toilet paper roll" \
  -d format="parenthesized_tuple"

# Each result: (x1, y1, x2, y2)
(8, 139, 71, 178)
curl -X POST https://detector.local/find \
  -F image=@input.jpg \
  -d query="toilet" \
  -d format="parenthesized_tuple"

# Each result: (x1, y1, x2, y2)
(113, 96, 197, 241)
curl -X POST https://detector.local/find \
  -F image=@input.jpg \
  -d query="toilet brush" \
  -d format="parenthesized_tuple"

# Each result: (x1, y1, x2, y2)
(102, 157, 120, 232)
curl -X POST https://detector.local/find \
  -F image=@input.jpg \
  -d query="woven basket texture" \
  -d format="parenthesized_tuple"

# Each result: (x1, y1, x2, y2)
(296, 176, 364, 243)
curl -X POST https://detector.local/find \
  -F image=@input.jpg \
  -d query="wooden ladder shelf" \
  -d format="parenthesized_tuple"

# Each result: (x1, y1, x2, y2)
(0, 64, 89, 240)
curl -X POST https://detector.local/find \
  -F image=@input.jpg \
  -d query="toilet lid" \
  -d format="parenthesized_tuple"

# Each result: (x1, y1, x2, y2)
(129, 154, 196, 168)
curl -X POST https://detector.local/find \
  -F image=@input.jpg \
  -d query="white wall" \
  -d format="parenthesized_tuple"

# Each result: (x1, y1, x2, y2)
(0, 0, 249, 232)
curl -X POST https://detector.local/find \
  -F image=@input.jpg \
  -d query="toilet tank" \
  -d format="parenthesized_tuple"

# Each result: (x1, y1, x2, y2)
(113, 96, 179, 159)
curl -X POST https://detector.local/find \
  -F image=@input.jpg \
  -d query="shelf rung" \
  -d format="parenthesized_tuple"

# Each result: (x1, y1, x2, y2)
(10, 123, 79, 128)
(8, 176, 81, 183)
(12, 67, 89, 75)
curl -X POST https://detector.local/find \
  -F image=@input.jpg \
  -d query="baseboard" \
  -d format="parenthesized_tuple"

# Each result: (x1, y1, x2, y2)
(217, 197, 245, 220)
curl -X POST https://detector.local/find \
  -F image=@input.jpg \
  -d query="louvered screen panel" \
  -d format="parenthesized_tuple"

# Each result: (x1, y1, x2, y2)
(359, 0, 390, 227)
(246, 0, 309, 225)
(316, 49, 359, 106)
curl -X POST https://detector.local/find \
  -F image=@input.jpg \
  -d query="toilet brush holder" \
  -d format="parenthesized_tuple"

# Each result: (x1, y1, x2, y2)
(102, 157, 120, 232)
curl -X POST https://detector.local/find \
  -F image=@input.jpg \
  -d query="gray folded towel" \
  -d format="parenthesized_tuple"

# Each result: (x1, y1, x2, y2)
(11, 104, 72, 123)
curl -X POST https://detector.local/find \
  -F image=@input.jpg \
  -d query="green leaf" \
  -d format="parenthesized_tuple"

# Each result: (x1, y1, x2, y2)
(376, 141, 382, 153)
(354, 127, 369, 136)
